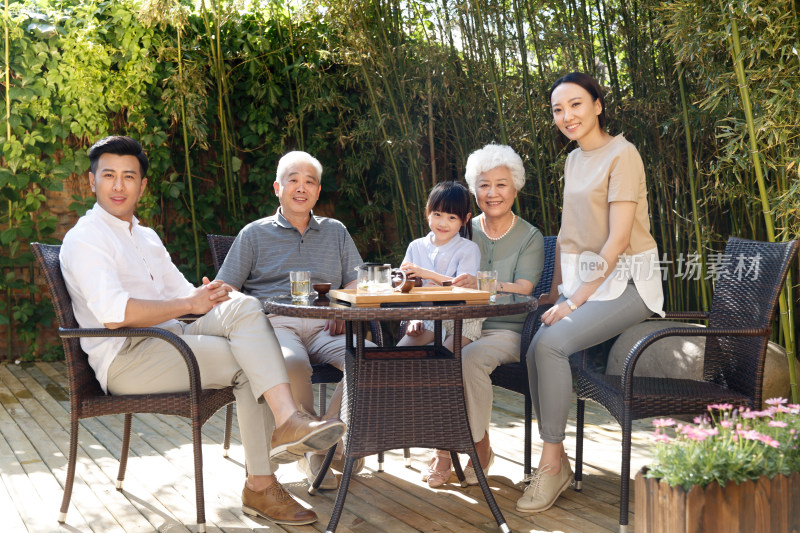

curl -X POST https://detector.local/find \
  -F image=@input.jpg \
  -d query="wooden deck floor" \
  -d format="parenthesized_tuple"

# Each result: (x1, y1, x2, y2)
(0, 361, 658, 532)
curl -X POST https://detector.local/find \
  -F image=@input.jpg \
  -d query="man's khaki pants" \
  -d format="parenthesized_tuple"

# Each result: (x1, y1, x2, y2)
(108, 292, 288, 475)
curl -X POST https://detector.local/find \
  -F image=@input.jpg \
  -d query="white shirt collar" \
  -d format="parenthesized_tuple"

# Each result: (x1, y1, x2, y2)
(91, 202, 140, 232)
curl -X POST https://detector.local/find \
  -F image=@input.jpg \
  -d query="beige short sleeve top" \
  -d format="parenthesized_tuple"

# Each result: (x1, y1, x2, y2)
(558, 134, 664, 316)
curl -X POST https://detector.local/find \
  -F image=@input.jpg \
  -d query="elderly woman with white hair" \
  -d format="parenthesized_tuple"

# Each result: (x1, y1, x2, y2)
(423, 144, 545, 488)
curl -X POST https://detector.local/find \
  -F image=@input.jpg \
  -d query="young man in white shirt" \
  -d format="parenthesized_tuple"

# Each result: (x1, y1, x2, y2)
(60, 136, 342, 526)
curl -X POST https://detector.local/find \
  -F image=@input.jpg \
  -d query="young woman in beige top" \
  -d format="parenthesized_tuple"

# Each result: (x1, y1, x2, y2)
(516, 72, 664, 514)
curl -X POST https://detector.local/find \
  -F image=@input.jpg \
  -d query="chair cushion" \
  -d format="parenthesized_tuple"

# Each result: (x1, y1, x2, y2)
(606, 321, 705, 379)
(605, 320, 793, 404)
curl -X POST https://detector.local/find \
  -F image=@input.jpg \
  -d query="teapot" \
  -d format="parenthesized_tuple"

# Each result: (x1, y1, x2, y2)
(356, 263, 407, 294)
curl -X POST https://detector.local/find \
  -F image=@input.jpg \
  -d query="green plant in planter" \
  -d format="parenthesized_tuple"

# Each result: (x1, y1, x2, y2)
(646, 399, 800, 491)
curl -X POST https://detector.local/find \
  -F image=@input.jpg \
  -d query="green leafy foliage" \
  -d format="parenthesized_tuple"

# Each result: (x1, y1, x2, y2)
(1, 0, 798, 361)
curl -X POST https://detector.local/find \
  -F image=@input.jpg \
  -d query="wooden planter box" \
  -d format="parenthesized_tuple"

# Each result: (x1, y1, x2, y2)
(635, 467, 800, 532)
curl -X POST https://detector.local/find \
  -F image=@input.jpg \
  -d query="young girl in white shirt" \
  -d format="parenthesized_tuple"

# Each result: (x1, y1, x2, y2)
(397, 181, 482, 352)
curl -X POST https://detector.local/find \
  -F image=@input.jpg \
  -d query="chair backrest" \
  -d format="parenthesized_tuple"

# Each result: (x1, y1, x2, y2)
(207, 234, 236, 272)
(703, 237, 798, 401)
(533, 236, 557, 299)
(30, 243, 105, 398)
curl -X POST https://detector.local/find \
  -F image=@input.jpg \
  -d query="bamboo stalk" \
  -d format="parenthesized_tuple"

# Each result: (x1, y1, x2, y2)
(678, 66, 708, 311)
(176, 25, 201, 282)
(200, 0, 238, 216)
(368, 1, 425, 237)
(513, 0, 549, 230)
(4, 0, 12, 359)
(359, 61, 414, 238)
(3, 0, 8, 142)
(727, 11, 797, 402)
(469, 0, 507, 145)
(426, 67, 436, 187)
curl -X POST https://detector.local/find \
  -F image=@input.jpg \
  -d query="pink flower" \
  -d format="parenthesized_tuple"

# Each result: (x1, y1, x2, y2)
(769, 421, 788, 428)
(765, 398, 788, 406)
(737, 429, 759, 440)
(737, 429, 779, 448)
(720, 420, 733, 429)
(652, 433, 671, 443)
(742, 411, 759, 419)
(757, 434, 781, 448)
(682, 426, 713, 442)
(653, 418, 676, 428)
(708, 403, 733, 411)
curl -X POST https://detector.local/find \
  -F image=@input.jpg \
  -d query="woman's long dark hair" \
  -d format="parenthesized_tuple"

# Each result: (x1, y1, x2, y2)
(426, 181, 474, 240)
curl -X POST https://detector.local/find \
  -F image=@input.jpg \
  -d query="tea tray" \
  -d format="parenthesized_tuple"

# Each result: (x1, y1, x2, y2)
(328, 287, 491, 307)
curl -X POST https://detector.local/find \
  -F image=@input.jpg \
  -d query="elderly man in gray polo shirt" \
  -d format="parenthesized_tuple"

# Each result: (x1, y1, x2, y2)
(216, 150, 369, 490)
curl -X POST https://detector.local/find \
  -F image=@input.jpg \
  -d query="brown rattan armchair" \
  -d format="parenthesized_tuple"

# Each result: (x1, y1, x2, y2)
(32, 243, 235, 533)
(573, 236, 799, 533)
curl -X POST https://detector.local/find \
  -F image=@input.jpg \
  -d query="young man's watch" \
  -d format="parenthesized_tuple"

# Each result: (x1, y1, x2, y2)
(565, 298, 578, 311)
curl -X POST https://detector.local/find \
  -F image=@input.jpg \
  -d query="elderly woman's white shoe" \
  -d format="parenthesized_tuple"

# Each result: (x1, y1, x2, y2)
(463, 449, 495, 485)
(515, 458, 573, 513)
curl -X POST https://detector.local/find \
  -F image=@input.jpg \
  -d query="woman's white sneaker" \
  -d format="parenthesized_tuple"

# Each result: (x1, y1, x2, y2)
(515, 458, 573, 513)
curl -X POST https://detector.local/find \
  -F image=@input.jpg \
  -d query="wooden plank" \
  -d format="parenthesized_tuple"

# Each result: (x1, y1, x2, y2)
(0, 422, 61, 533)
(2, 363, 160, 532)
(90, 411, 250, 530)
(0, 464, 28, 533)
(29, 363, 282, 531)
(7, 364, 166, 532)
(754, 474, 771, 533)
(347, 466, 485, 533)
(789, 472, 800, 533)
(329, 287, 490, 307)
(373, 455, 594, 533)
(2, 362, 665, 532)
(5, 365, 197, 531)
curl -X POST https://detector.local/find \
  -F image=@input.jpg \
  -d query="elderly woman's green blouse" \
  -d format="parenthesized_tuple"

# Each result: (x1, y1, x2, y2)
(471, 216, 544, 333)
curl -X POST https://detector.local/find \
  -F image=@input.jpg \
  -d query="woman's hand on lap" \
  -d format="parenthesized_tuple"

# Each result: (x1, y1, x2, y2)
(541, 301, 573, 326)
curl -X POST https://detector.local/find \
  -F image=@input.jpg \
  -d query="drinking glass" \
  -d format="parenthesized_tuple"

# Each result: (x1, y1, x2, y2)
(477, 270, 498, 302)
(290, 271, 311, 299)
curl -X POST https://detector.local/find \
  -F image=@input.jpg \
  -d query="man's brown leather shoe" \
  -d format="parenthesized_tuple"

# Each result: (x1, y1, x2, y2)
(242, 482, 317, 525)
(270, 410, 346, 464)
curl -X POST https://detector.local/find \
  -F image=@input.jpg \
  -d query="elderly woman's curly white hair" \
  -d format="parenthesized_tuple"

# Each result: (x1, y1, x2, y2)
(464, 144, 526, 195)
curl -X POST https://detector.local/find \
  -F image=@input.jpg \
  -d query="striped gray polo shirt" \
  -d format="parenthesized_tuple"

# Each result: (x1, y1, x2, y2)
(218, 209, 363, 300)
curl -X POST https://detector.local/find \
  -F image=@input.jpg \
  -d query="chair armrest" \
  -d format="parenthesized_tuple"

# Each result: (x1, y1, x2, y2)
(661, 311, 710, 321)
(59, 326, 203, 396)
(519, 305, 549, 366)
(620, 325, 770, 399)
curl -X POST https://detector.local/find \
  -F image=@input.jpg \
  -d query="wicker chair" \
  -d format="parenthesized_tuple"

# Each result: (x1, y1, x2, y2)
(31, 243, 235, 533)
(489, 235, 556, 479)
(206, 234, 385, 413)
(573, 236, 799, 533)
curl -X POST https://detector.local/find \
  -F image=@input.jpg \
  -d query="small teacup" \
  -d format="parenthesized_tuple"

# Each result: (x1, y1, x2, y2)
(397, 279, 415, 293)
(313, 283, 332, 299)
